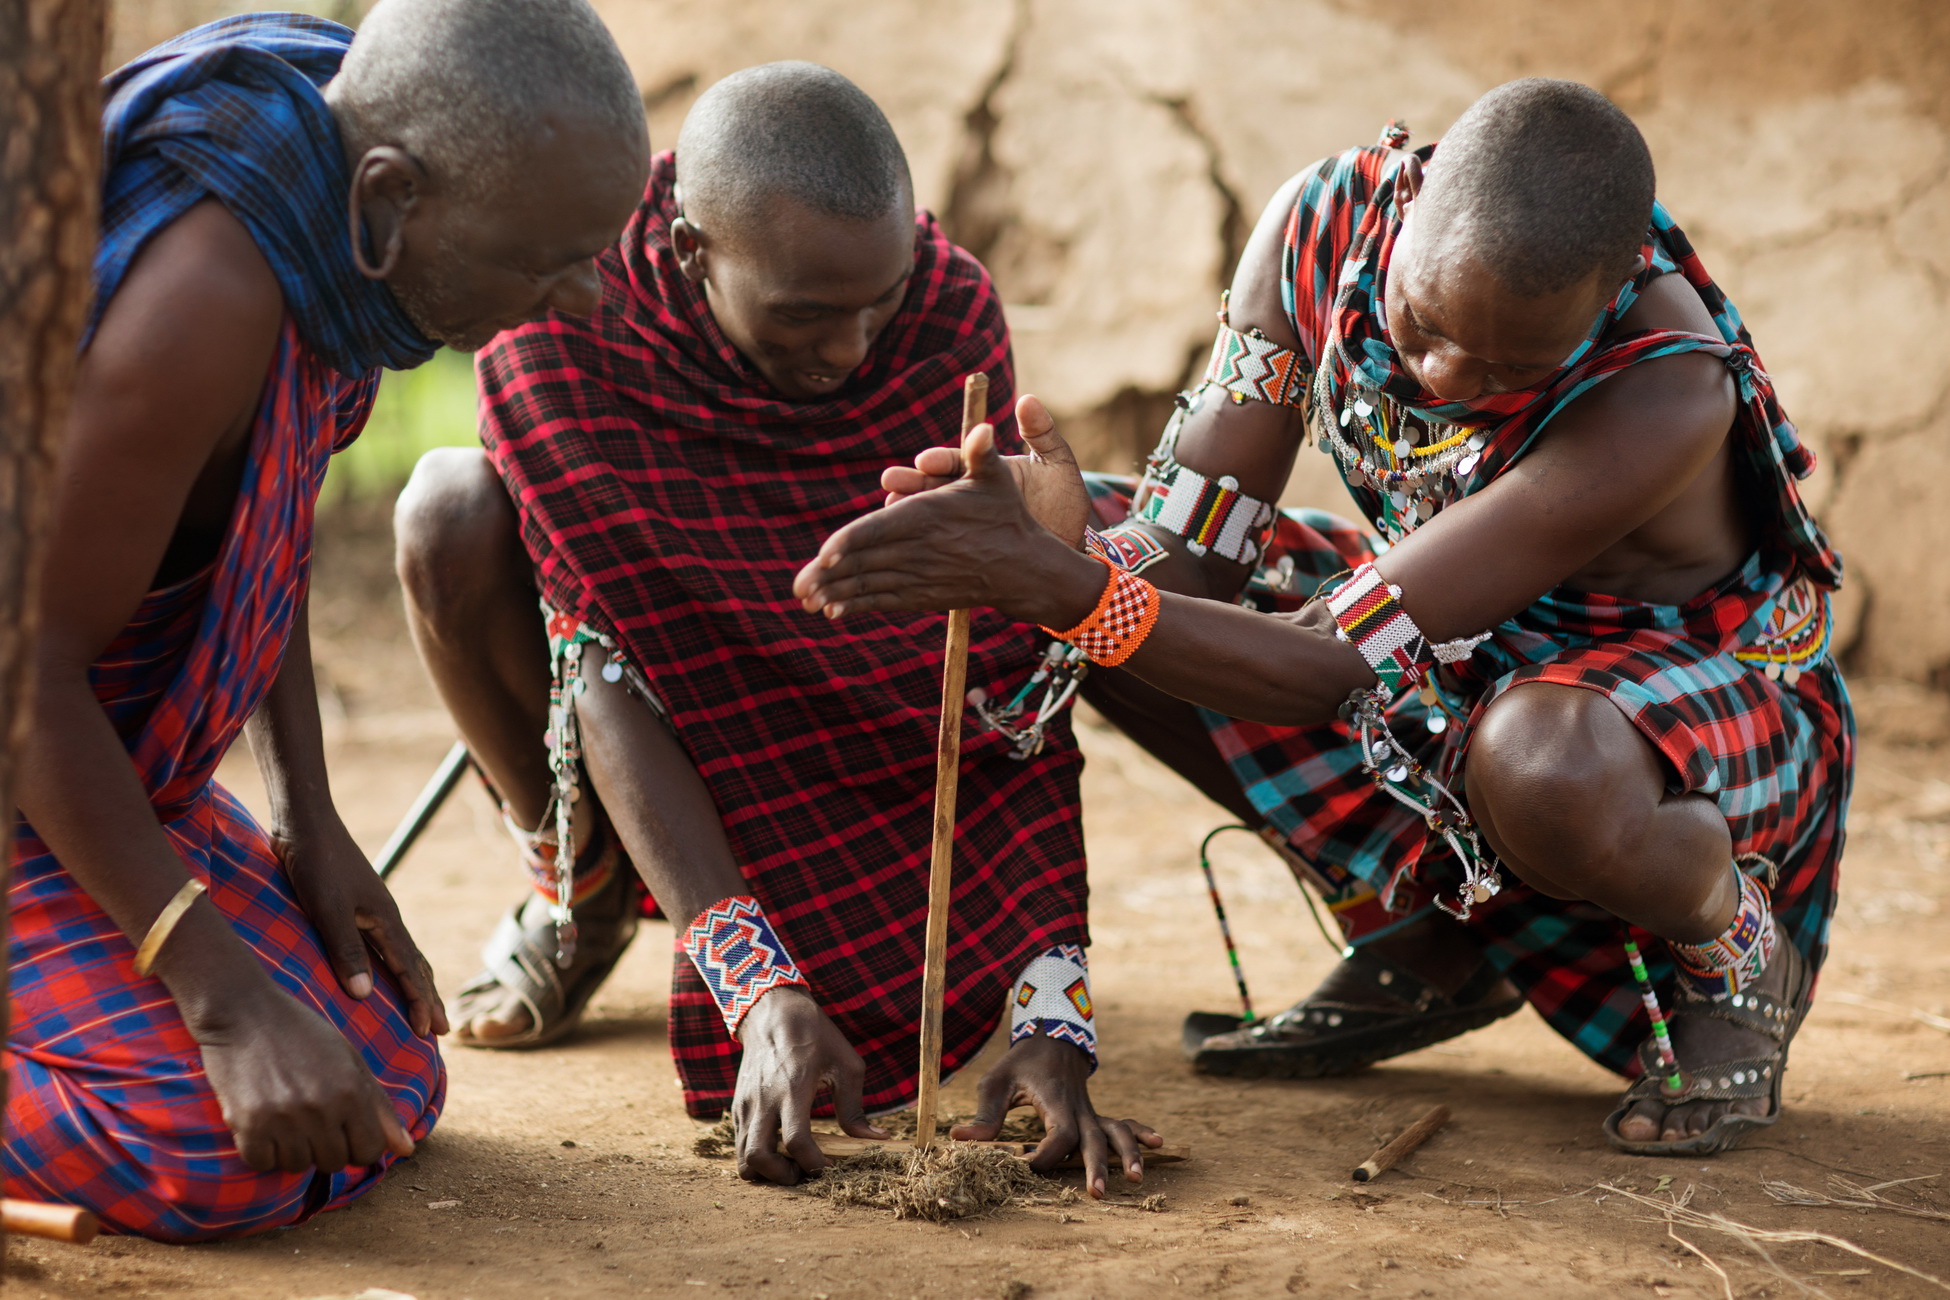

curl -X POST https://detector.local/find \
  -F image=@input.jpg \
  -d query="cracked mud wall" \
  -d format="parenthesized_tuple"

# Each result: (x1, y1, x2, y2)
(110, 0, 1950, 684)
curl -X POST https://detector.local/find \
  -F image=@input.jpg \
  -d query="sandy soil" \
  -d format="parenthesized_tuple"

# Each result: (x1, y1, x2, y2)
(13, 512, 1950, 1300)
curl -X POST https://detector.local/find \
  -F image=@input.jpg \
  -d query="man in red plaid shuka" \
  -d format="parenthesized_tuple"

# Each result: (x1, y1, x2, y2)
(396, 64, 1159, 1194)
(797, 80, 1852, 1160)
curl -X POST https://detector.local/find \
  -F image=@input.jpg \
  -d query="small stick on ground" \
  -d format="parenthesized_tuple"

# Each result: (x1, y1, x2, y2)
(2, 1200, 98, 1245)
(912, 372, 988, 1151)
(1352, 1105, 1450, 1182)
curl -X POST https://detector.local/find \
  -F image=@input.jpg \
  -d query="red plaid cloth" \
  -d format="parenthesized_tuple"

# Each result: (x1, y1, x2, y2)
(7, 325, 443, 1240)
(478, 153, 1087, 1118)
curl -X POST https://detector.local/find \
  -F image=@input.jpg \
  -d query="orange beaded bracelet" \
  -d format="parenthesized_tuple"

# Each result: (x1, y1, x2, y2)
(1041, 554, 1162, 667)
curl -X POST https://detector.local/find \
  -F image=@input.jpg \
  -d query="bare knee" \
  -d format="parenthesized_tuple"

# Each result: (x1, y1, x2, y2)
(1466, 684, 1659, 877)
(394, 448, 525, 623)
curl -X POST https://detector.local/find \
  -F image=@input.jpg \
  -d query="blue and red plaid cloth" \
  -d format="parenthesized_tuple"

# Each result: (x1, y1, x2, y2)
(478, 153, 1088, 1119)
(6, 14, 442, 1241)
(1100, 133, 1852, 1077)
(91, 13, 433, 376)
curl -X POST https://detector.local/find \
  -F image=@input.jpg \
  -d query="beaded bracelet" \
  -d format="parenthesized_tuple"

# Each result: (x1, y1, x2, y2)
(1010, 943, 1097, 1069)
(1083, 521, 1169, 575)
(682, 895, 810, 1037)
(1325, 562, 1488, 697)
(1041, 554, 1161, 667)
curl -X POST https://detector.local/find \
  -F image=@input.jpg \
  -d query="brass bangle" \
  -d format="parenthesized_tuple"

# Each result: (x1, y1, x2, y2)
(132, 878, 207, 977)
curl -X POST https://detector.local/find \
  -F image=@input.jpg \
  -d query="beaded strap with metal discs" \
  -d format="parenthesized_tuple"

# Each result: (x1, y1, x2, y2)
(1312, 380, 1491, 543)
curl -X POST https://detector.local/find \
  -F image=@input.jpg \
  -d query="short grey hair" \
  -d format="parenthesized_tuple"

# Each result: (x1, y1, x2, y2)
(1417, 78, 1655, 297)
(677, 62, 910, 235)
(328, 0, 647, 205)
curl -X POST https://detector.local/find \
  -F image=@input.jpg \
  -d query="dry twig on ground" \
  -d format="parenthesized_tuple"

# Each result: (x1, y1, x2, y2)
(1763, 1173, 1950, 1222)
(1599, 1182, 1950, 1296)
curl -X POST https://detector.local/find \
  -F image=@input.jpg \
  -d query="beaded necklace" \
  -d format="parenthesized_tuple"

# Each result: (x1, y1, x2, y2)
(1313, 381, 1491, 543)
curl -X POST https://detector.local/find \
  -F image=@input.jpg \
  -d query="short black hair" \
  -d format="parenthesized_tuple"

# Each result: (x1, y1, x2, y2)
(1417, 78, 1655, 297)
(676, 62, 911, 234)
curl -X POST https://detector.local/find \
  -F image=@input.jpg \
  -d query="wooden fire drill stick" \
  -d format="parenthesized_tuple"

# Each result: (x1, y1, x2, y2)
(1352, 1104, 1451, 1182)
(912, 372, 989, 1150)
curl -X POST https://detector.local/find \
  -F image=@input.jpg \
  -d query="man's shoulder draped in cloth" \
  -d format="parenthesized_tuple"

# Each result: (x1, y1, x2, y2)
(479, 152, 1088, 1117)
(1282, 137, 1838, 592)
(6, 13, 441, 1240)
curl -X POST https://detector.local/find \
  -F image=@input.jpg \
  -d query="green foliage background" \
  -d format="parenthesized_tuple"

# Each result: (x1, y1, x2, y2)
(321, 351, 481, 507)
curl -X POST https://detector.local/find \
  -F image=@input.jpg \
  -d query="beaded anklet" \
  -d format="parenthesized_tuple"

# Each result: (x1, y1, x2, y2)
(503, 806, 621, 908)
(1669, 868, 1778, 1001)
(682, 895, 810, 1038)
(1010, 943, 1097, 1069)
(1041, 555, 1161, 667)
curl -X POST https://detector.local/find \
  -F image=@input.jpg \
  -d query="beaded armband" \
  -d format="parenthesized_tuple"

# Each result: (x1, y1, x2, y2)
(1202, 290, 1311, 409)
(682, 895, 810, 1037)
(1010, 943, 1097, 1069)
(1135, 461, 1276, 564)
(1083, 521, 1169, 575)
(1325, 562, 1489, 697)
(1042, 555, 1161, 667)
(1133, 377, 1279, 565)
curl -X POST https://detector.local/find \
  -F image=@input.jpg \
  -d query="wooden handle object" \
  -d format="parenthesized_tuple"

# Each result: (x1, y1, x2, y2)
(3, 1198, 99, 1244)
(797, 1134, 1191, 1170)
(912, 373, 989, 1151)
(1352, 1104, 1450, 1182)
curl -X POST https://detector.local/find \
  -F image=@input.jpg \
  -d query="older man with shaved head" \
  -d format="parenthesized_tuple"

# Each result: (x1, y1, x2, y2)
(797, 79, 1852, 1160)
(396, 62, 1162, 1195)
(7, 0, 646, 1240)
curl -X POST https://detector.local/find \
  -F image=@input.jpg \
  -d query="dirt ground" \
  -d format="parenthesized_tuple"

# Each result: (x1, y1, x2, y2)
(13, 511, 1950, 1300)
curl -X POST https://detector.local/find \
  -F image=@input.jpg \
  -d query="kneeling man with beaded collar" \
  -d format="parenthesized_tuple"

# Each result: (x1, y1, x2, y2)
(396, 62, 1159, 1191)
(797, 79, 1851, 1157)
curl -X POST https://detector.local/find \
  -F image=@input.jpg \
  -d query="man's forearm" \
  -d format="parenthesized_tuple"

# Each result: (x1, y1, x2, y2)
(17, 671, 281, 1035)
(1014, 535, 1373, 728)
(242, 595, 338, 834)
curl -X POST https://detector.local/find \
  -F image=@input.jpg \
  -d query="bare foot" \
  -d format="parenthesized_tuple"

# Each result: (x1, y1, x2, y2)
(1613, 944, 1791, 1143)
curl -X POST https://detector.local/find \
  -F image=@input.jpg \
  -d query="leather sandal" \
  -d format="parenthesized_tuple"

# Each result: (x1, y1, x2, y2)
(1185, 947, 1526, 1079)
(1603, 939, 1810, 1157)
(450, 832, 642, 1050)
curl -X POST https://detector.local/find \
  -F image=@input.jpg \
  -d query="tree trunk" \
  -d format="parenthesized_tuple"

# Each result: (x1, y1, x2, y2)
(0, 0, 107, 1263)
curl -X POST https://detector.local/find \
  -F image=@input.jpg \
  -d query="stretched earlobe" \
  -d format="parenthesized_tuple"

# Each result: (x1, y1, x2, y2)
(670, 217, 708, 284)
(347, 147, 420, 280)
(348, 187, 402, 280)
(1396, 155, 1425, 209)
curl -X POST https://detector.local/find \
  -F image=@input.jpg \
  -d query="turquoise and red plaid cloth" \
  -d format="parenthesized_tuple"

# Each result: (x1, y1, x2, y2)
(1105, 133, 1852, 1077)
(478, 153, 1088, 1119)
(7, 15, 442, 1240)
